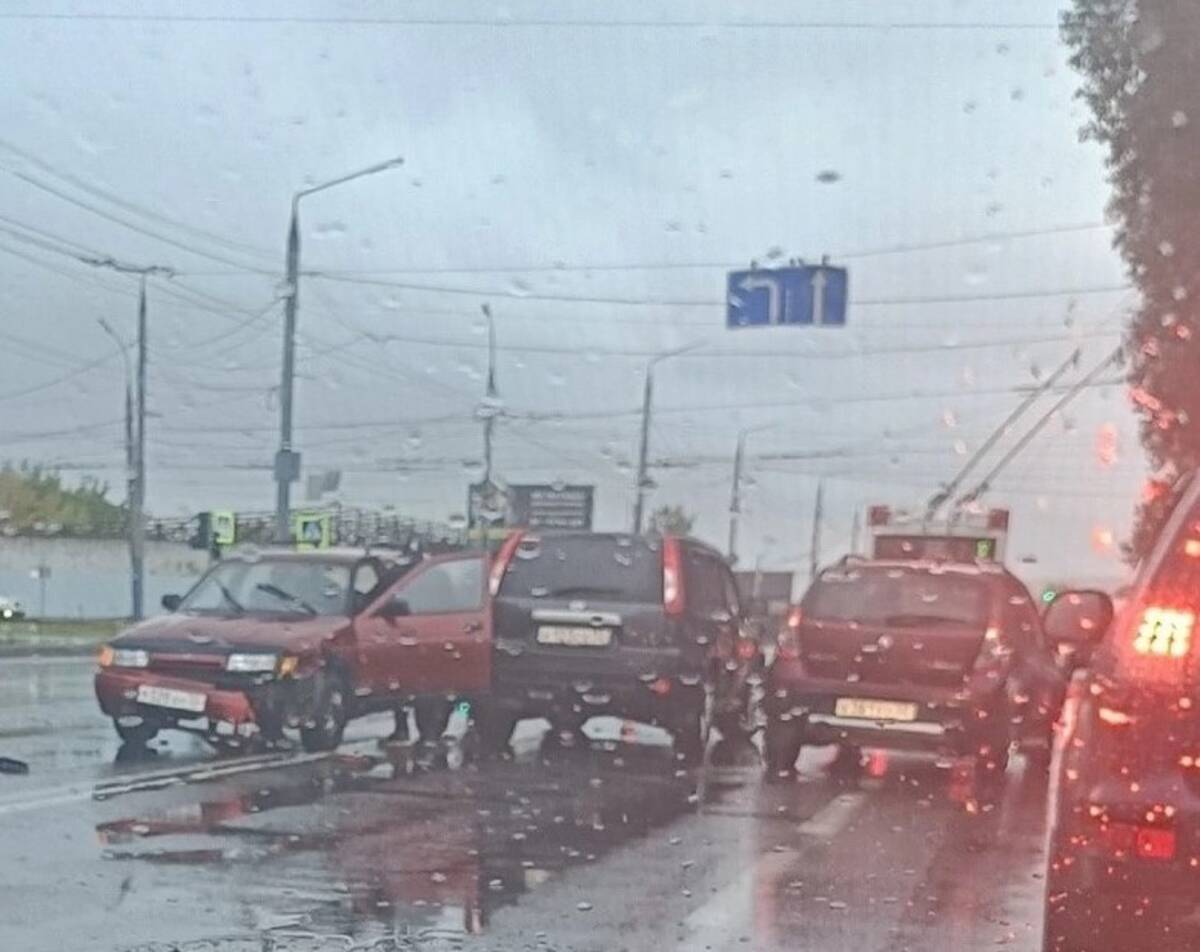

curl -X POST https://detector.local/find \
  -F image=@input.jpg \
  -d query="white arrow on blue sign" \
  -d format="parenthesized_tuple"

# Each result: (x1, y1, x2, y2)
(726, 265, 848, 328)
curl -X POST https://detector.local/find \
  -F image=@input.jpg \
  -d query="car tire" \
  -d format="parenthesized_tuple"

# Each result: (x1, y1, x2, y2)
(672, 698, 709, 766)
(299, 670, 349, 753)
(828, 743, 863, 780)
(414, 697, 453, 743)
(474, 708, 518, 758)
(973, 696, 1013, 786)
(763, 717, 803, 780)
(113, 718, 158, 746)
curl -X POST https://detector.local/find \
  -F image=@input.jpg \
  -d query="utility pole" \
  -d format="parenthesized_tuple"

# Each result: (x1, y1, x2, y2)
(474, 303, 503, 547)
(955, 346, 1122, 510)
(925, 347, 1081, 521)
(133, 276, 147, 620)
(90, 263, 169, 621)
(808, 479, 825, 581)
(274, 156, 404, 543)
(728, 423, 774, 563)
(632, 342, 704, 534)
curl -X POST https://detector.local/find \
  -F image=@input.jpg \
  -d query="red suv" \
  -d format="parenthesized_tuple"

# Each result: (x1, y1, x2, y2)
(95, 547, 491, 752)
(764, 556, 1067, 781)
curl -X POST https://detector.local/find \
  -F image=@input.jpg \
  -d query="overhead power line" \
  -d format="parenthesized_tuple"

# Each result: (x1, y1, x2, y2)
(308, 271, 1134, 308)
(0, 13, 1060, 29)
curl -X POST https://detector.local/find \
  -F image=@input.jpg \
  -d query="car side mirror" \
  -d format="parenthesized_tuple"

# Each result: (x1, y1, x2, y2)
(161, 593, 182, 612)
(377, 597, 411, 619)
(1043, 590, 1113, 649)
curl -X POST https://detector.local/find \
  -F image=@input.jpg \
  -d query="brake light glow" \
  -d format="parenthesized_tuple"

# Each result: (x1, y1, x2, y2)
(489, 530, 525, 595)
(787, 606, 803, 629)
(1133, 606, 1194, 658)
(1097, 706, 1135, 726)
(736, 638, 758, 661)
(662, 536, 684, 616)
(1186, 538, 1200, 558)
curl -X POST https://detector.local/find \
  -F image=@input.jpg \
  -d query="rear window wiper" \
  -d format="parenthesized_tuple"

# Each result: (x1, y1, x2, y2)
(544, 585, 628, 598)
(255, 583, 317, 616)
(881, 613, 972, 627)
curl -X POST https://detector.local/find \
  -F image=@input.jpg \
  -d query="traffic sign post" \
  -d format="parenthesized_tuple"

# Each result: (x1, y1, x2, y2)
(293, 511, 332, 550)
(726, 265, 848, 328)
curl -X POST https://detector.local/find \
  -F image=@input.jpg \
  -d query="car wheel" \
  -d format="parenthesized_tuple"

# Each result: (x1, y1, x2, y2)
(763, 717, 803, 781)
(828, 743, 863, 780)
(299, 670, 349, 753)
(414, 697, 453, 743)
(474, 708, 519, 758)
(973, 699, 1013, 787)
(671, 696, 709, 766)
(113, 718, 158, 746)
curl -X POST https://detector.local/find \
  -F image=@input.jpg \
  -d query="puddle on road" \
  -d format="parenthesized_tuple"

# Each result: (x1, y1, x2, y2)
(92, 733, 732, 943)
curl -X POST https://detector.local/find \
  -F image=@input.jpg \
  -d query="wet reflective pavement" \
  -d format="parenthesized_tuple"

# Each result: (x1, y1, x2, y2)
(2, 656, 1192, 952)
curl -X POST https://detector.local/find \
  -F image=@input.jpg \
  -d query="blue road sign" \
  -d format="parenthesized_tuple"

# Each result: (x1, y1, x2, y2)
(726, 265, 848, 328)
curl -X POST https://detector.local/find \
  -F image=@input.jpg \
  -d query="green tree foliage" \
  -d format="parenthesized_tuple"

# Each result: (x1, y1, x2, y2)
(648, 504, 696, 536)
(0, 462, 124, 535)
(1062, 0, 1200, 558)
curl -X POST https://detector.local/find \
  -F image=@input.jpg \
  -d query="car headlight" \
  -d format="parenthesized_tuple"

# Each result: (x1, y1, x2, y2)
(225, 653, 278, 673)
(99, 646, 149, 668)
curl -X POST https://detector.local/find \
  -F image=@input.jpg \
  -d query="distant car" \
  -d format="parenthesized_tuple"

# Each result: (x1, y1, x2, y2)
(94, 547, 491, 751)
(480, 531, 762, 762)
(0, 597, 25, 620)
(1041, 472, 1200, 951)
(763, 555, 1068, 782)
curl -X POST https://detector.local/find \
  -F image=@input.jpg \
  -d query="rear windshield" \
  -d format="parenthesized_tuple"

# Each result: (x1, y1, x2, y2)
(803, 567, 990, 627)
(498, 535, 663, 603)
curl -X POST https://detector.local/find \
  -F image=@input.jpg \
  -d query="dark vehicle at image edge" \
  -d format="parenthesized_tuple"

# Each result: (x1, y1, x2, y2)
(95, 547, 491, 752)
(764, 556, 1068, 782)
(1041, 472, 1200, 952)
(479, 531, 762, 761)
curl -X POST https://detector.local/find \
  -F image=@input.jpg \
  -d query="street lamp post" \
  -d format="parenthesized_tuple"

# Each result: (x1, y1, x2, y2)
(631, 342, 703, 534)
(98, 318, 137, 617)
(274, 156, 404, 543)
(728, 424, 775, 564)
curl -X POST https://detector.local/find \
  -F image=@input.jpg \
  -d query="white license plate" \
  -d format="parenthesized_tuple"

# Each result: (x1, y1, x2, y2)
(536, 625, 612, 647)
(834, 697, 918, 722)
(136, 684, 207, 713)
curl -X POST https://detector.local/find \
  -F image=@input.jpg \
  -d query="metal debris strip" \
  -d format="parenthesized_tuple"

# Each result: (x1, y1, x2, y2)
(118, 926, 474, 952)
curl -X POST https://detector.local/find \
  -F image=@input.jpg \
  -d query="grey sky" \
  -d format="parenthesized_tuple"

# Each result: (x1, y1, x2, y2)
(0, 0, 1137, 583)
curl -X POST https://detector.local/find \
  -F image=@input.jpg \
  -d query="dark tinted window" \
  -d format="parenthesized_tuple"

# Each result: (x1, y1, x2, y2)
(686, 550, 729, 615)
(497, 534, 662, 603)
(803, 567, 989, 627)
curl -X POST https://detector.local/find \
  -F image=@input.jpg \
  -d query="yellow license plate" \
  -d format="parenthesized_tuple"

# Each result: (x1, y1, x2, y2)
(536, 625, 612, 647)
(834, 697, 918, 722)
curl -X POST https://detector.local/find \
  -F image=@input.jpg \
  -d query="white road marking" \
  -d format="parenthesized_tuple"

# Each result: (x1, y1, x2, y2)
(797, 791, 868, 838)
(676, 791, 868, 950)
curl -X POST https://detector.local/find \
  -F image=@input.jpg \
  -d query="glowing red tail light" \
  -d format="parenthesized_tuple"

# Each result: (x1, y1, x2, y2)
(1133, 606, 1194, 658)
(735, 638, 758, 661)
(777, 608, 803, 661)
(662, 536, 684, 616)
(489, 530, 526, 595)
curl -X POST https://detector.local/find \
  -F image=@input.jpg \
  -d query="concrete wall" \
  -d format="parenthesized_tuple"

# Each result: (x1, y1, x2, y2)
(0, 538, 209, 618)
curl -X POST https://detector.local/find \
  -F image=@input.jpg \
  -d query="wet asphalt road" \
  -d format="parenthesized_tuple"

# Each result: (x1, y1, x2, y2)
(1, 656, 1062, 952)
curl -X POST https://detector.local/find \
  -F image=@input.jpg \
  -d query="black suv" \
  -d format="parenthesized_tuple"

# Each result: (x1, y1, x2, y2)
(480, 531, 762, 761)
(1042, 474, 1200, 951)
(764, 556, 1068, 781)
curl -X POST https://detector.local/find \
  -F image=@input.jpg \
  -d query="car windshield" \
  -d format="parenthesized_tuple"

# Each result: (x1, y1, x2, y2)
(498, 535, 663, 603)
(804, 568, 990, 627)
(180, 558, 352, 616)
(8, 1, 1194, 950)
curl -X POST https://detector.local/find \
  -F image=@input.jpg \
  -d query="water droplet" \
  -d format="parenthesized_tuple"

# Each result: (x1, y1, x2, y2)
(576, 901, 593, 912)
(815, 169, 841, 184)
(1173, 110, 1189, 129)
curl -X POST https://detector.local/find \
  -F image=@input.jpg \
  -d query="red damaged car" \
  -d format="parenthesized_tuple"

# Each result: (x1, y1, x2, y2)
(95, 547, 491, 752)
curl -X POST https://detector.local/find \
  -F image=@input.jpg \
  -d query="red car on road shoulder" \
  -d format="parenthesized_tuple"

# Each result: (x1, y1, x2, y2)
(95, 546, 491, 752)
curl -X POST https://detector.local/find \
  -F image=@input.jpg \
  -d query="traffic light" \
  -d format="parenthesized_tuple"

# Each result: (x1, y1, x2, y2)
(1041, 588, 1057, 605)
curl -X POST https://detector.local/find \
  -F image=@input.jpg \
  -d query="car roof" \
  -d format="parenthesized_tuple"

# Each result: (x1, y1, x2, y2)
(818, 556, 1010, 580)
(222, 546, 398, 566)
